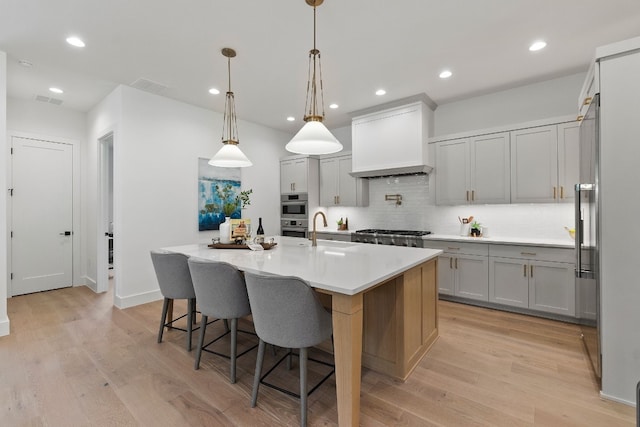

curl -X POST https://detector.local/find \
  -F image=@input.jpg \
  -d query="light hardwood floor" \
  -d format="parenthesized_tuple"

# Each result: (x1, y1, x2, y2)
(0, 284, 635, 426)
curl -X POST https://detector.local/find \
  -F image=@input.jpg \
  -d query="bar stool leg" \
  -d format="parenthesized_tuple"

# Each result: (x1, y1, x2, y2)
(194, 315, 208, 370)
(300, 347, 308, 427)
(230, 318, 238, 383)
(158, 297, 170, 343)
(251, 339, 266, 407)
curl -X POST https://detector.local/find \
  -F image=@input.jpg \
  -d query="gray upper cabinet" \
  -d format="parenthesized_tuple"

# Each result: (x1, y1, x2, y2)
(280, 156, 319, 195)
(320, 153, 368, 207)
(436, 132, 510, 205)
(510, 123, 579, 204)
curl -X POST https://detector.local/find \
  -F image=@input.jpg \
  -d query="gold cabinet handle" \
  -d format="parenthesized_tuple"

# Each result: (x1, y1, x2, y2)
(520, 252, 537, 256)
(450, 258, 453, 269)
(583, 97, 592, 106)
(471, 190, 475, 201)
(553, 186, 557, 199)
(530, 265, 534, 277)
(560, 186, 564, 199)
(523, 264, 527, 277)
(337, 195, 340, 204)
(577, 115, 584, 121)
(455, 258, 458, 269)
(447, 247, 460, 251)
(466, 190, 469, 201)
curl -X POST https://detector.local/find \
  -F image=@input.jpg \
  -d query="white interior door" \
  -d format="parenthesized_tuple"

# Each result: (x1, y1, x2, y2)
(11, 136, 73, 295)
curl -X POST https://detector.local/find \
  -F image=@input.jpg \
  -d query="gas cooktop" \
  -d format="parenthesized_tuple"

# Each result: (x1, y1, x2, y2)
(354, 229, 432, 236)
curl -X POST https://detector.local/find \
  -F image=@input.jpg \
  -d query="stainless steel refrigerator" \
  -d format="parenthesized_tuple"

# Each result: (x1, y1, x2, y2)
(575, 93, 600, 381)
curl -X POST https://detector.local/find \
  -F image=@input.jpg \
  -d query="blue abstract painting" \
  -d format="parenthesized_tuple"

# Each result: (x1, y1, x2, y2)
(198, 158, 241, 231)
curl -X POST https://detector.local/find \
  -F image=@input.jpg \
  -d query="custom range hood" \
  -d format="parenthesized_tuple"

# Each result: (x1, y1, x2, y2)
(349, 94, 436, 178)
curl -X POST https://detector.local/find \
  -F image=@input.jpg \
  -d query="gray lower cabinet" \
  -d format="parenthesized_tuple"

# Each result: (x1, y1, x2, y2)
(489, 245, 575, 317)
(427, 239, 576, 318)
(428, 241, 489, 301)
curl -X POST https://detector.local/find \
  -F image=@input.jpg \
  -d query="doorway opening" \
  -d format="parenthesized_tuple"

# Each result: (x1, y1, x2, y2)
(97, 133, 114, 294)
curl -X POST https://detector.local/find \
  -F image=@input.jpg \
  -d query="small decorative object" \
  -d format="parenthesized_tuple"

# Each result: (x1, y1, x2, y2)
(219, 217, 232, 244)
(230, 218, 251, 242)
(255, 217, 265, 244)
(337, 217, 348, 231)
(470, 221, 482, 237)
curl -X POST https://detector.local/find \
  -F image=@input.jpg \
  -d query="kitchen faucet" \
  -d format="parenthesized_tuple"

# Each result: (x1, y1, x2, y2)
(311, 211, 328, 247)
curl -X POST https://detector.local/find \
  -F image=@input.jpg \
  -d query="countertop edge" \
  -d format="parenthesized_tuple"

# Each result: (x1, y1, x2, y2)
(422, 234, 574, 249)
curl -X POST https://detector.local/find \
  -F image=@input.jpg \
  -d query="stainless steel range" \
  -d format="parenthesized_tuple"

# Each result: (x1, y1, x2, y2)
(351, 229, 431, 248)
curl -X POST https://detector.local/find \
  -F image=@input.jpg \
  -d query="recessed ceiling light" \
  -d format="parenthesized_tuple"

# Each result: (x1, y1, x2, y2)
(375, 89, 386, 96)
(329, 103, 339, 109)
(49, 87, 64, 94)
(529, 40, 547, 52)
(208, 88, 220, 95)
(439, 70, 453, 79)
(66, 36, 85, 48)
(286, 116, 295, 122)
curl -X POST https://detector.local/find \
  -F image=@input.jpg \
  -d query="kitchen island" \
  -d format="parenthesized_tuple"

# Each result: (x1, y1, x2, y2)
(162, 236, 442, 426)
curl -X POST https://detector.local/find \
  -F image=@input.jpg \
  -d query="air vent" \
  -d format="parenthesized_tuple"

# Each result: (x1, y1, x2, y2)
(35, 95, 64, 105)
(130, 78, 168, 95)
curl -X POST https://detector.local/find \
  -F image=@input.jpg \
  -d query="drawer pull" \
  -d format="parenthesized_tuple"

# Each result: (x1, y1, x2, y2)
(520, 252, 537, 256)
(577, 115, 584, 121)
(455, 258, 458, 269)
(583, 97, 592, 106)
(449, 258, 453, 269)
(471, 190, 475, 201)
(447, 247, 460, 251)
(523, 264, 527, 277)
(560, 186, 564, 199)
(466, 190, 469, 201)
(530, 265, 534, 277)
(553, 186, 557, 199)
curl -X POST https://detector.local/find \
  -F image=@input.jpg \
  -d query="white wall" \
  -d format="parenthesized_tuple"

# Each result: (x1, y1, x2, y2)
(330, 124, 352, 151)
(6, 98, 87, 289)
(86, 85, 290, 308)
(0, 52, 9, 336)
(434, 73, 586, 137)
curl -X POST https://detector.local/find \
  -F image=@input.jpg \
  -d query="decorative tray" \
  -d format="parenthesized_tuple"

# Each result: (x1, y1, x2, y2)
(208, 242, 278, 250)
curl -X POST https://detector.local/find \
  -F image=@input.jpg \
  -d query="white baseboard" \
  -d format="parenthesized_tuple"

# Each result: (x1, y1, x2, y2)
(83, 275, 98, 293)
(600, 390, 636, 407)
(114, 289, 162, 309)
(0, 316, 10, 337)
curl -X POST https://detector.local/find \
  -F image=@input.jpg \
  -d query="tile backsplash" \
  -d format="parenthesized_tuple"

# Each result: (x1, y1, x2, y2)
(323, 174, 573, 240)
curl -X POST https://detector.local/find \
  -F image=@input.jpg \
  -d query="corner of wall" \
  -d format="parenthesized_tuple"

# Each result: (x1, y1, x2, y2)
(1, 51, 9, 336)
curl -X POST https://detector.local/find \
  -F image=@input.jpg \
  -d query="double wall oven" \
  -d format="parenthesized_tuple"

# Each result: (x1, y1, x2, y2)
(281, 193, 308, 238)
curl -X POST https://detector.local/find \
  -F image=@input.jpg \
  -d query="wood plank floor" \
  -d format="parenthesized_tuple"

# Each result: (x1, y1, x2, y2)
(1, 284, 634, 426)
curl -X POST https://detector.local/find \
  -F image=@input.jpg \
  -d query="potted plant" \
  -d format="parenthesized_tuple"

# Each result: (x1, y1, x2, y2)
(470, 221, 482, 237)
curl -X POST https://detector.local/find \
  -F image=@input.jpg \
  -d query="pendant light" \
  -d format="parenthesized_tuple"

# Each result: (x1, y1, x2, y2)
(209, 48, 252, 168)
(285, 0, 343, 155)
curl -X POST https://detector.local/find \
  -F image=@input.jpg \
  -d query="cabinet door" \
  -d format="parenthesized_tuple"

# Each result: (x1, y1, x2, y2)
(281, 158, 308, 194)
(470, 132, 510, 204)
(528, 261, 575, 316)
(455, 254, 489, 301)
(435, 139, 470, 205)
(510, 125, 558, 203)
(557, 122, 580, 203)
(337, 156, 358, 206)
(320, 158, 338, 205)
(489, 257, 529, 308)
(437, 254, 455, 295)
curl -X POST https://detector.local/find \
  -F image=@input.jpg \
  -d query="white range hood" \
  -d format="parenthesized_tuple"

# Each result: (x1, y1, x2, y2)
(349, 94, 436, 178)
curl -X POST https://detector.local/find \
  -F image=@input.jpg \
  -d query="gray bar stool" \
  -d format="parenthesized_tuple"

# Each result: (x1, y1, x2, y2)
(150, 249, 198, 351)
(244, 271, 334, 427)
(187, 258, 258, 384)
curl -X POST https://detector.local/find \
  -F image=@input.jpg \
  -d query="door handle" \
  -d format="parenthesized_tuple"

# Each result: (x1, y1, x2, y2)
(60, 231, 72, 236)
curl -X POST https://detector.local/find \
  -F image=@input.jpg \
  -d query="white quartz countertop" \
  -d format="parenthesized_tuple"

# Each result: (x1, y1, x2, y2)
(162, 236, 442, 296)
(423, 234, 574, 249)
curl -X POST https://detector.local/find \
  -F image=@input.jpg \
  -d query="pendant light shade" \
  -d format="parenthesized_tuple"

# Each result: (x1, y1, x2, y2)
(286, 120, 342, 155)
(209, 48, 252, 168)
(285, 0, 342, 155)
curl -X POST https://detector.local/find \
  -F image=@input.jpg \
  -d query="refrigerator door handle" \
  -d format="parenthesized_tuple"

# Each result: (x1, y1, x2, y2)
(575, 183, 582, 275)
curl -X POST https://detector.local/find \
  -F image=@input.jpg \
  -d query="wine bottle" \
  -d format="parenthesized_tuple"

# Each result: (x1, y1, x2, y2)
(256, 217, 265, 243)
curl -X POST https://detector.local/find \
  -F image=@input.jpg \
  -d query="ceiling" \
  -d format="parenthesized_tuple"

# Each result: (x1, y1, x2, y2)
(2, 0, 640, 134)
